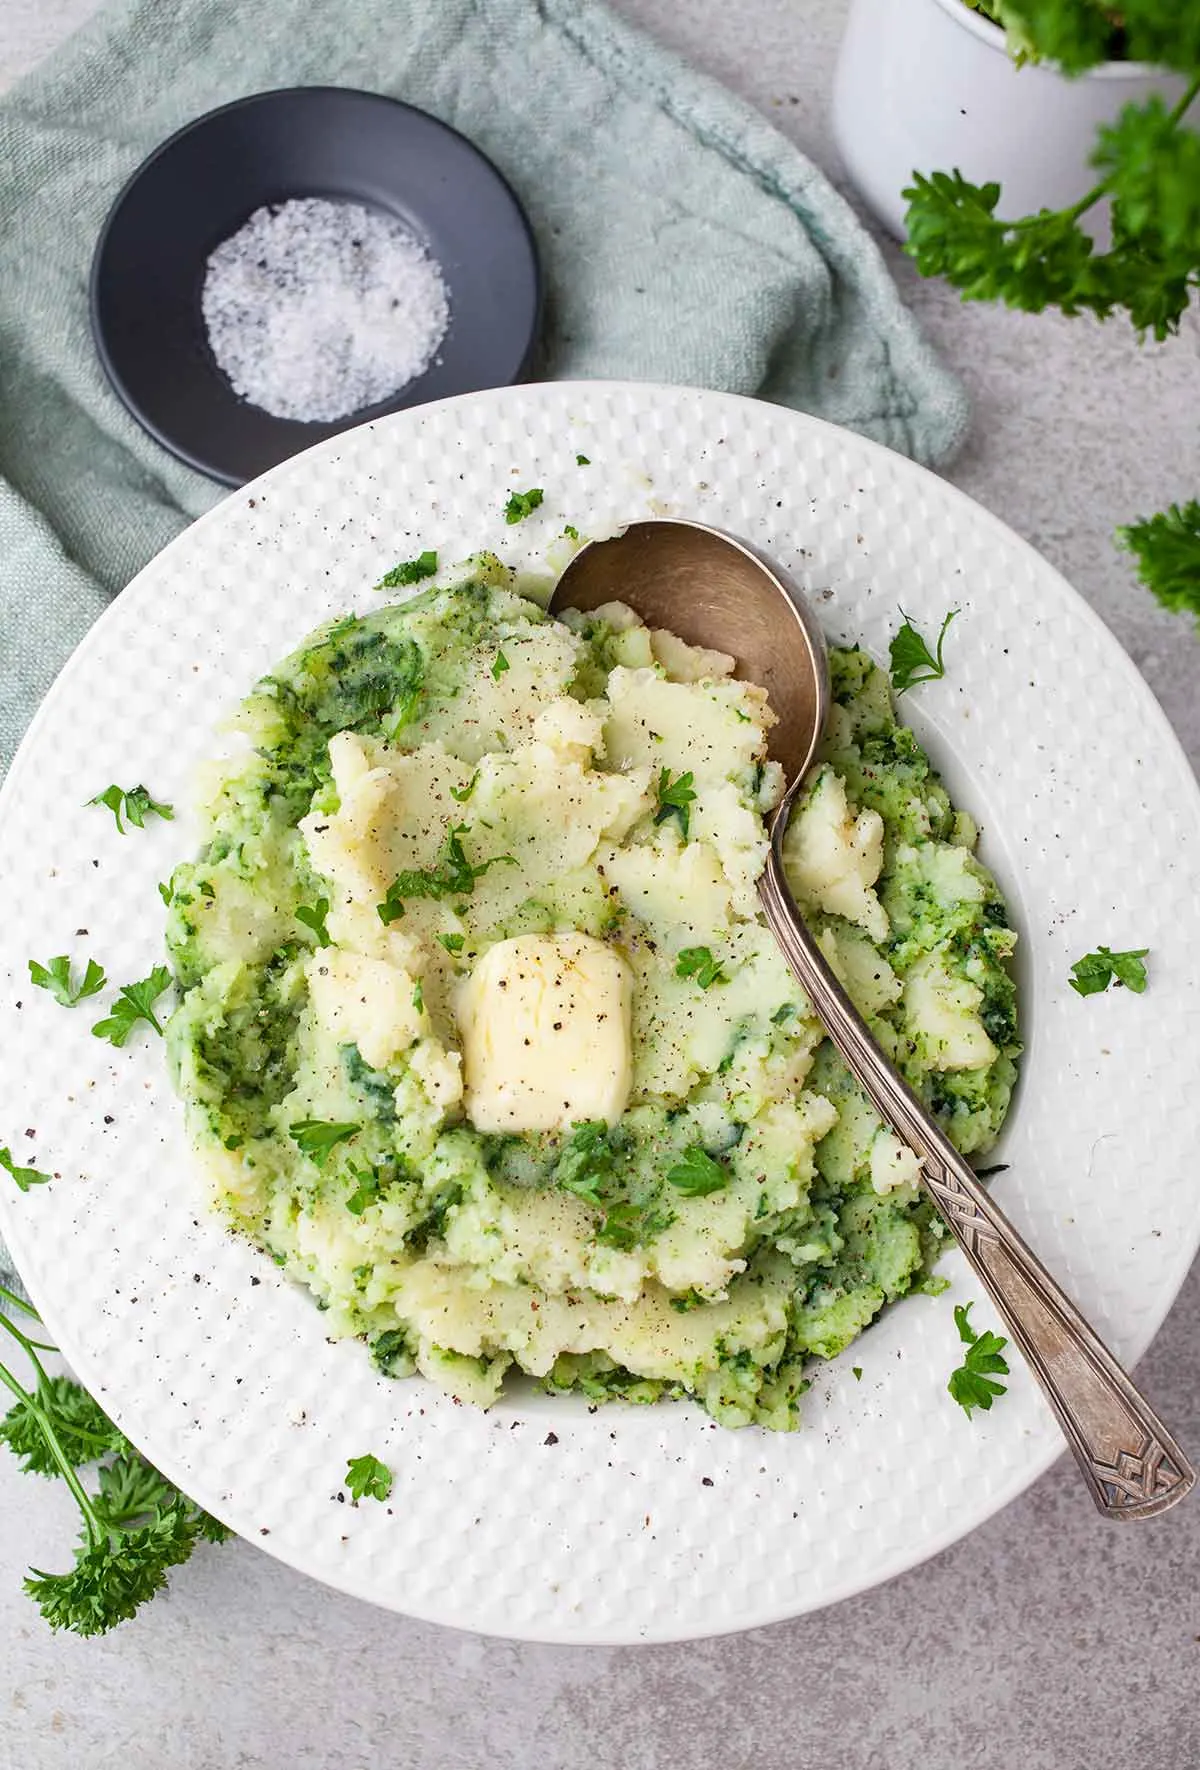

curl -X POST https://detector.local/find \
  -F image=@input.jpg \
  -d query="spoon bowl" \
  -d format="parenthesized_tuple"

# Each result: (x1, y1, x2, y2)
(550, 519, 828, 786)
(551, 516, 1194, 1521)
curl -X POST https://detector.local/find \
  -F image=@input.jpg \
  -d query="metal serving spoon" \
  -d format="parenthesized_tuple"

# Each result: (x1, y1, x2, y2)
(551, 517, 1194, 1519)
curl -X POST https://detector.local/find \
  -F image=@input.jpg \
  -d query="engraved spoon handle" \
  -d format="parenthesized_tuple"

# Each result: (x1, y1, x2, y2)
(759, 846, 1194, 1519)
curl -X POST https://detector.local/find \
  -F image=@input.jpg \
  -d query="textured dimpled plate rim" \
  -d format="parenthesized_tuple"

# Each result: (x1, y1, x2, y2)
(1, 383, 1198, 1646)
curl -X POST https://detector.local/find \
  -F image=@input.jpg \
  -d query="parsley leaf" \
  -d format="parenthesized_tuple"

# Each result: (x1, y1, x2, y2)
(947, 1301, 1010, 1417)
(87, 785, 173, 835)
(665, 1147, 729, 1197)
(376, 550, 437, 589)
(28, 955, 106, 1008)
(575, 454, 590, 466)
(563, 524, 580, 541)
(377, 824, 515, 924)
(675, 946, 726, 988)
(295, 897, 331, 945)
(290, 1120, 360, 1167)
(888, 609, 959, 693)
(492, 650, 511, 679)
(1068, 945, 1150, 996)
(345, 1452, 392, 1503)
(654, 769, 697, 839)
(91, 966, 171, 1047)
(345, 1163, 381, 1217)
(449, 773, 478, 804)
(1119, 500, 1200, 625)
(0, 1146, 51, 1192)
(504, 488, 543, 524)
(439, 932, 465, 955)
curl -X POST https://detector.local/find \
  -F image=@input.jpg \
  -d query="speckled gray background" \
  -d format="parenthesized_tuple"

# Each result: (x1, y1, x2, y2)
(2, 3, 1198, 1766)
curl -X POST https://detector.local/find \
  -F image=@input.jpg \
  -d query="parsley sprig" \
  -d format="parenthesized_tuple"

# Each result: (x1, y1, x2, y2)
(1068, 945, 1150, 996)
(888, 610, 958, 693)
(87, 785, 173, 834)
(91, 966, 171, 1047)
(947, 1302, 1010, 1417)
(377, 824, 515, 925)
(28, 955, 106, 1008)
(903, 10, 1200, 625)
(0, 1287, 227, 1636)
(904, 79, 1200, 339)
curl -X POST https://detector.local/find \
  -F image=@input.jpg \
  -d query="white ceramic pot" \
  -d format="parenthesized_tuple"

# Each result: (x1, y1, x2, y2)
(832, 0, 1190, 240)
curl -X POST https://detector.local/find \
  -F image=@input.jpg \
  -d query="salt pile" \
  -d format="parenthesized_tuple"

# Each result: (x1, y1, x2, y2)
(202, 198, 450, 424)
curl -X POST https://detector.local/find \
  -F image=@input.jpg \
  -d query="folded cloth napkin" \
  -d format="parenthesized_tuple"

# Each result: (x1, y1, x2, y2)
(0, 0, 968, 1295)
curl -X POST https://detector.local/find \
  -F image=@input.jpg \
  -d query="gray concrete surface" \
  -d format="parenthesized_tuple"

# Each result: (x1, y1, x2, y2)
(2, 3, 1199, 1767)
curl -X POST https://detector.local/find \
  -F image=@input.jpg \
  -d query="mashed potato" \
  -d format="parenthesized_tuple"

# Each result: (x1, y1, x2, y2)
(165, 566, 1020, 1429)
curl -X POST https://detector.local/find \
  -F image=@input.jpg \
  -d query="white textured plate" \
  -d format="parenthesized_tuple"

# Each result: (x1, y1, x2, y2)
(1, 383, 1198, 1645)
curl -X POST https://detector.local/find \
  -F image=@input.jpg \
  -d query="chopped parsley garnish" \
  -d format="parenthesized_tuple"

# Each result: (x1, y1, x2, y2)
(370, 1329, 410, 1376)
(556, 1121, 618, 1208)
(345, 1164, 381, 1217)
(852, 1366, 863, 1381)
(411, 982, 424, 1014)
(504, 488, 543, 524)
(596, 1201, 674, 1251)
(575, 454, 590, 466)
(665, 1147, 729, 1197)
(675, 946, 726, 988)
(439, 933, 465, 955)
(0, 1147, 51, 1192)
(492, 650, 511, 679)
(295, 897, 331, 945)
(289, 1120, 360, 1167)
(87, 785, 174, 835)
(157, 880, 173, 908)
(28, 955, 106, 1008)
(888, 609, 958, 694)
(449, 774, 478, 804)
(91, 966, 171, 1047)
(1068, 945, 1149, 997)
(947, 1302, 1010, 1417)
(377, 824, 515, 924)
(345, 1453, 392, 1503)
(376, 550, 437, 589)
(563, 524, 580, 541)
(654, 768, 697, 839)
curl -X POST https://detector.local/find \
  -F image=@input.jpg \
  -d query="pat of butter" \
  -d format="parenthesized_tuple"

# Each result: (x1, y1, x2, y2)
(457, 933, 633, 1134)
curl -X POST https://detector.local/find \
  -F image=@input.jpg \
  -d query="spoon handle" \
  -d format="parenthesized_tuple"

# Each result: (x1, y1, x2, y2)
(759, 848, 1194, 1519)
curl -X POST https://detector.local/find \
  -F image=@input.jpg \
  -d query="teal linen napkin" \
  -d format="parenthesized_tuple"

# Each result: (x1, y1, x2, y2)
(0, 0, 968, 1296)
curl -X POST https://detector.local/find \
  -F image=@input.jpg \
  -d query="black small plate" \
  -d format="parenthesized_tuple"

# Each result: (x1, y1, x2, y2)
(90, 87, 541, 487)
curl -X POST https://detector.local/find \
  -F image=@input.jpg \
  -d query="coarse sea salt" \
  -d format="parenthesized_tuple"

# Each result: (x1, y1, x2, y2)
(201, 197, 450, 424)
